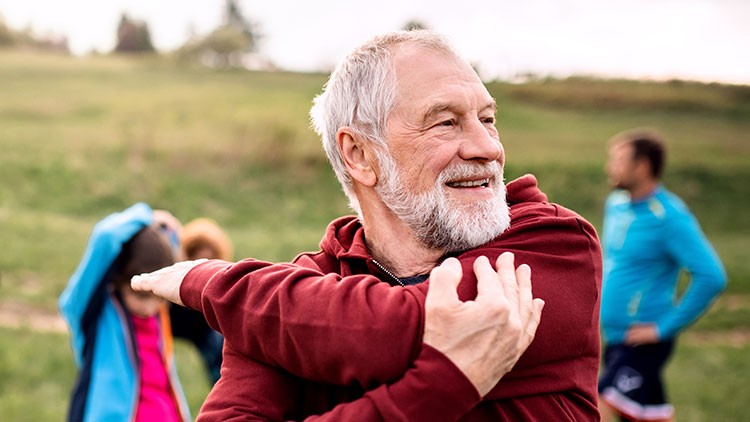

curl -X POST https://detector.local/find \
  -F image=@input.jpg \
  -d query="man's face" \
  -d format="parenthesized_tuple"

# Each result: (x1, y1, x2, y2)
(375, 46, 509, 252)
(606, 142, 637, 190)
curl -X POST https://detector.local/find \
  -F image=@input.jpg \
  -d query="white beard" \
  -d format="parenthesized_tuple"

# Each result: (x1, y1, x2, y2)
(375, 153, 510, 253)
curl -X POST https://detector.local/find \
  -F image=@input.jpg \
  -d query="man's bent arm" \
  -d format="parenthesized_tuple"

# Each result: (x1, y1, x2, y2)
(182, 258, 425, 386)
(194, 256, 540, 421)
(199, 344, 480, 422)
(181, 253, 542, 392)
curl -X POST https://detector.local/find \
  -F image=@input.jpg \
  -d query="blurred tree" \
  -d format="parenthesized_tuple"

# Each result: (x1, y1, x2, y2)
(0, 16, 69, 53)
(114, 13, 155, 53)
(225, 0, 255, 40)
(30, 33, 69, 53)
(177, 0, 262, 68)
(402, 20, 429, 31)
(197, 26, 252, 67)
(0, 17, 17, 47)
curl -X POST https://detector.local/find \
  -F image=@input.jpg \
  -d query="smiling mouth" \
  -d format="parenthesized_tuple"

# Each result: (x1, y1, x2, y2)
(446, 178, 491, 188)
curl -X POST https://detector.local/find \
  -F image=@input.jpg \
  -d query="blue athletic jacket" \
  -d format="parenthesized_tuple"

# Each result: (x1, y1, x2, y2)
(600, 186, 726, 344)
(58, 203, 191, 422)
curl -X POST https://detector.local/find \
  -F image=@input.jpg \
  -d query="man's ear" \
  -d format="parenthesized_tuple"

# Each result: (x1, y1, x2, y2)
(337, 127, 377, 187)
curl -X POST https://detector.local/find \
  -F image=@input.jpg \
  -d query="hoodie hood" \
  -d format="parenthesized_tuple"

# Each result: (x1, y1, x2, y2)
(507, 174, 547, 205)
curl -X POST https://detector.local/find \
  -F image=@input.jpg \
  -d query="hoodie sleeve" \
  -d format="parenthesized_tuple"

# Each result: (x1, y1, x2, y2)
(315, 344, 479, 422)
(58, 202, 153, 366)
(184, 260, 482, 420)
(197, 343, 479, 422)
(181, 258, 427, 387)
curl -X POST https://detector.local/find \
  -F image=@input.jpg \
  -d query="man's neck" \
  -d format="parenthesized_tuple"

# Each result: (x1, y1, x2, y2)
(360, 212, 443, 278)
(628, 179, 660, 201)
(367, 234, 442, 278)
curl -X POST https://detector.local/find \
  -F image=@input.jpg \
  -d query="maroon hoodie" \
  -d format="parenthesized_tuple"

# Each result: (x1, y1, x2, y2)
(182, 174, 602, 421)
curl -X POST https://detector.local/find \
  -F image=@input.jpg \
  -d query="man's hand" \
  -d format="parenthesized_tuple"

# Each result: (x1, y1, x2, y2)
(131, 259, 207, 306)
(625, 323, 660, 345)
(423, 252, 544, 397)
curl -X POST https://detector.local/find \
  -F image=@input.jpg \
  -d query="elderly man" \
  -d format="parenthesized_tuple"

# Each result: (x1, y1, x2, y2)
(134, 30, 601, 420)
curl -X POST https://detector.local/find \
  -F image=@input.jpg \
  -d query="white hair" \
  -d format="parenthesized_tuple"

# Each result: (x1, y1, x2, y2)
(309, 30, 459, 217)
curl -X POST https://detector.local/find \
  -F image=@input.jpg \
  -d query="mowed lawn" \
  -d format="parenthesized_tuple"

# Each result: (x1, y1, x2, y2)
(0, 50, 748, 420)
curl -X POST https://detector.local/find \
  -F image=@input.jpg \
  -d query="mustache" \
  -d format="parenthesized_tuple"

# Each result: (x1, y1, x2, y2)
(438, 161, 503, 184)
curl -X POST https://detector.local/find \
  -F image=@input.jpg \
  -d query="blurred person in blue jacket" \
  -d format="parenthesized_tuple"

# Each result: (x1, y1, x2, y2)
(59, 203, 191, 421)
(598, 128, 727, 422)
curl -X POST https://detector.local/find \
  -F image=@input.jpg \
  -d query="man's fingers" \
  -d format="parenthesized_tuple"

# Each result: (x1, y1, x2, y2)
(516, 263, 533, 319)
(426, 257, 463, 308)
(131, 272, 156, 292)
(130, 259, 206, 306)
(130, 274, 147, 291)
(475, 252, 517, 307)
(440, 256, 463, 278)
(511, 262, 543, 347)
(131, 263, 176, 292)
(525, 298, 545, 341)
(474, 255, 504, 302)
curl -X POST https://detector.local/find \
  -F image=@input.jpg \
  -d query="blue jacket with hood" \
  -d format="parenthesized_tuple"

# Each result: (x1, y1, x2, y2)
(59, 203, 191, 422)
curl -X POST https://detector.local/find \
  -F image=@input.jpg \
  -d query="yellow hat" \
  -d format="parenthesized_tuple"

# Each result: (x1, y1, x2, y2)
(181, 218, 233, 261)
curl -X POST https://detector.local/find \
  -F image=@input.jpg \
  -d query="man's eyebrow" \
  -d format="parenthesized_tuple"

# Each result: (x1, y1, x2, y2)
(421, 103, 453, 125)
(481, 99, 498, 114)
(421, 99, 498, 125)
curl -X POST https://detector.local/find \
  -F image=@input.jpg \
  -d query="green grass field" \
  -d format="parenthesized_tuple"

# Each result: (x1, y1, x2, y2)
(1, 49, 748, 420)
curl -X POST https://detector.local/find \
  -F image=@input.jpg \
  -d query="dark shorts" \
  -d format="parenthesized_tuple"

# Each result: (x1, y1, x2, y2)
(598, 341, 675, 421)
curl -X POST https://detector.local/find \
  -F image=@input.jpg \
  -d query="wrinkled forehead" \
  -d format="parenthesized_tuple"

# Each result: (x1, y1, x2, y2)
(391, 42, 476, 81)
(390, 45, 490, 111)
(400, 45, 489, 90)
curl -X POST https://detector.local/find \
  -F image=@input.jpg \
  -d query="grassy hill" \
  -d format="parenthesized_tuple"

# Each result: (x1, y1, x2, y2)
(1, 50, 748, 420)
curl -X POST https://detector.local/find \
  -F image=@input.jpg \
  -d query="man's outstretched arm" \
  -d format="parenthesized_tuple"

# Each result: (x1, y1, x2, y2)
(141, 255, 542, 421)
(132, 254, 543, 392)
(134, 257, 424, 385)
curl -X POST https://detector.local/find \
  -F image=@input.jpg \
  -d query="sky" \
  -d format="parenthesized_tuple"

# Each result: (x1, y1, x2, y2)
(0, 0, 748, 84)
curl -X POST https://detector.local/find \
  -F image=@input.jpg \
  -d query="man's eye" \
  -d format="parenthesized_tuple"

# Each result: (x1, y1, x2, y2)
(481, 117, 496, 124)
(437, 119, 455, 127)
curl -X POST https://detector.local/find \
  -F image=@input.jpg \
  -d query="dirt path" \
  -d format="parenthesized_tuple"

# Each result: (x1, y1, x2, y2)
(684, 329, 750, 348)
(0, 301, 67, 334)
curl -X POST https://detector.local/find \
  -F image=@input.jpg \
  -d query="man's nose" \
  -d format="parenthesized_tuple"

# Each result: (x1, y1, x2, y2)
(458, 120, 504, 164)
